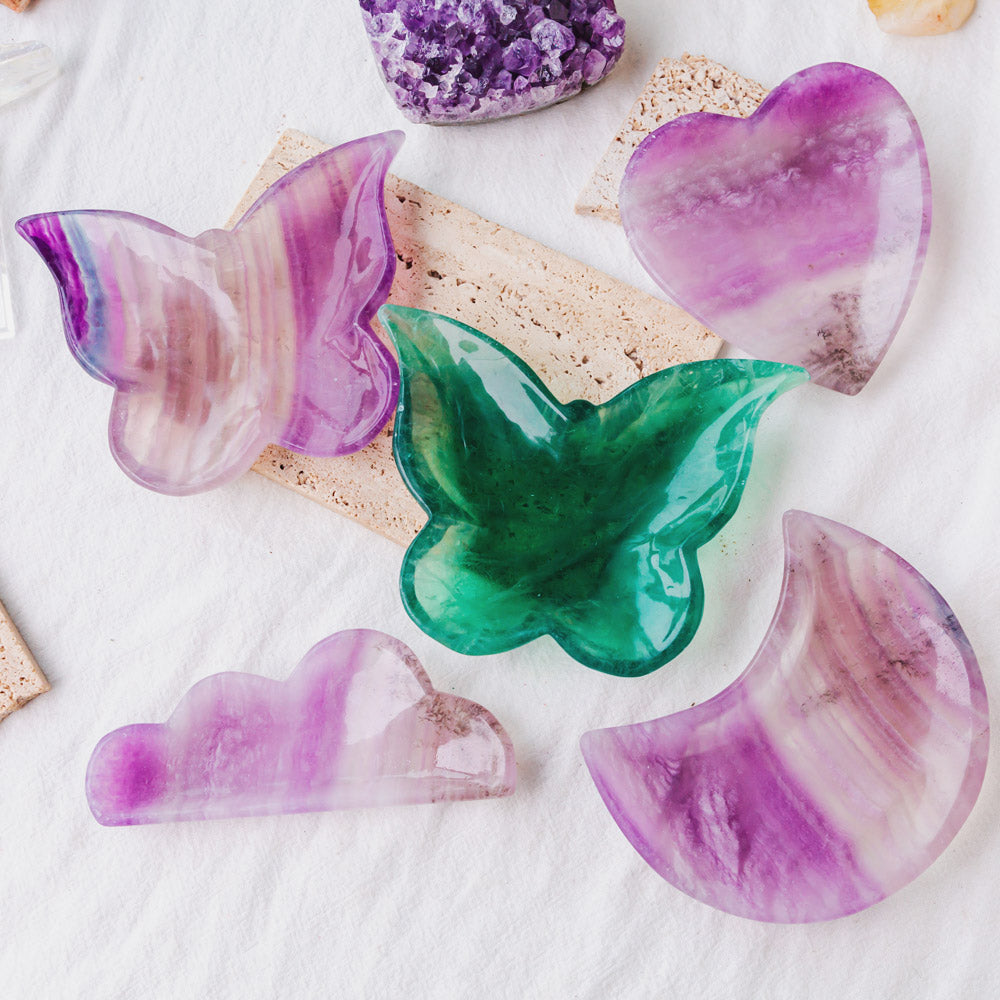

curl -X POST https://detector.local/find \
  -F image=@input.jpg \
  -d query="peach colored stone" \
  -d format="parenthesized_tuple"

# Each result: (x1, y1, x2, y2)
(868, 0, 975, 35)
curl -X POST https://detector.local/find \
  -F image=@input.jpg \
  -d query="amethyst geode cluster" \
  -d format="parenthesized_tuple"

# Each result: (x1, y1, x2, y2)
(359, 1, 626, 124)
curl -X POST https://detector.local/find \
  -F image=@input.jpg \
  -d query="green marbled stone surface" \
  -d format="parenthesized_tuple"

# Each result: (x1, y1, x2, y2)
(380, 305, 807, 677)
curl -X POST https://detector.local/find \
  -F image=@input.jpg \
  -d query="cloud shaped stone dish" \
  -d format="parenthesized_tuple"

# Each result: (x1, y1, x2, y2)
(359, 1, 626, 124)
(86, 629, 516, 826)
(582, 511, 989, 923)
(620, 63, 931, 395)
(379, 305, 807, 677)
(16, 133, 403, 495)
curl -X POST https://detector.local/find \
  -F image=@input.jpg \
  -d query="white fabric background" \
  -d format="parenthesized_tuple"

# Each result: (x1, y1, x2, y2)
(2, 1, 999, 996)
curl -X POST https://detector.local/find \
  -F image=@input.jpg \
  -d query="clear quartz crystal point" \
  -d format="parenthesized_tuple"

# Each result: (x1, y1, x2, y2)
(0, 42, 58, 108)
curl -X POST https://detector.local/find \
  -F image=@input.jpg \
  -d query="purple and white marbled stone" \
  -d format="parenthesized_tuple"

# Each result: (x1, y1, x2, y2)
(581, 511, 988, 923)
(359, 1, 625, 124)
(86, 630, 516, 825)
(620, 63, 931, 394)
(17, 133, 402, 495)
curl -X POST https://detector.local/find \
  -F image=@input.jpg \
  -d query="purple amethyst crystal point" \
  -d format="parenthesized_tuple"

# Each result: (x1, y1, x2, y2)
(620, 64, 931, 395)
(358, 1, 625, 124)
(581, 511, 988, 923)
(86, 630, 516, 826)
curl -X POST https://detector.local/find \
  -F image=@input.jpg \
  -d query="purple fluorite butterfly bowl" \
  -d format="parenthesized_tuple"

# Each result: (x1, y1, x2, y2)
(620, 63, 931, 394)
(17, 133, 403, 495)
(582, 511, 988, 923)
(359, 1, 626, 124)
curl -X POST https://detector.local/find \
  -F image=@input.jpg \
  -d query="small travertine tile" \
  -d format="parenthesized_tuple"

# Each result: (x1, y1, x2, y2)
(575, 54, 769, 224)
(232, 129, 721, 547)
(1, 598, 49, 723)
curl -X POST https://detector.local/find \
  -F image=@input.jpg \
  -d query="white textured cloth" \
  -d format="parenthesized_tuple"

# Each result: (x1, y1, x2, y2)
(1, 1, 999, 996)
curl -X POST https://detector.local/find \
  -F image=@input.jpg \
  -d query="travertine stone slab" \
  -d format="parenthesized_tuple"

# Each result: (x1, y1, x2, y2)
(576, 54, 768, 223)
(232, 130, 721, 546)
(1, 598, 49, 723)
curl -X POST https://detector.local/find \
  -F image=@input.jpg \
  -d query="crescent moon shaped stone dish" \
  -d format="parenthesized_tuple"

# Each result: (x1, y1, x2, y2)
(86, 629, 516, 825)
(620, 63, 931, 395)
(581, 510, 989, 922)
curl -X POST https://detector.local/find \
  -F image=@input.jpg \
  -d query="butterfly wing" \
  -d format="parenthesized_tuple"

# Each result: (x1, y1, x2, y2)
(233, 132, 403, 456)
(546, 361, 809, 674)
(382, 303, 808, 674)
(380, 305, 573, 653)
(379, 304, 569, 521)
(17, 211, 271, 493)
(17, 133, 403, 493)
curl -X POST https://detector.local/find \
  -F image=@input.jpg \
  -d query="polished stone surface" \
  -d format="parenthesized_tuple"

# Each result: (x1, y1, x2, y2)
(380, 304, 806, 676)
(621, 63, 931, 394)
(582, 511, 989, 922)
(868, 0, 975, 34)
(17, 133, 402, 494)
(87, 629, 516, 825)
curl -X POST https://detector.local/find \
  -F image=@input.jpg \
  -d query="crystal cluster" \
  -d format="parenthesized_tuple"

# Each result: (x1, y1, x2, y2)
(86, 630, 516, 825)
(359, 1, 625, 123)
(17, 134, 403, 494)
(582, 512, 989, 922)
(379, 305, 806, 676)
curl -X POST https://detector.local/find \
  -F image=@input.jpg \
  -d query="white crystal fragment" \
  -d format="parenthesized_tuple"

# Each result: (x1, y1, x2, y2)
(0, 42, 58, 108)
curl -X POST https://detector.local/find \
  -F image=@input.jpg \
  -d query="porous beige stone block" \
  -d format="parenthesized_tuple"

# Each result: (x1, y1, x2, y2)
(1, 598, 49, 724)
(575, 54, 768, 224)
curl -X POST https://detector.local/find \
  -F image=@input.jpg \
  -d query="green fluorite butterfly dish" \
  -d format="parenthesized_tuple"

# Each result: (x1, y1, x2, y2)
(379, 306, 807, 677)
